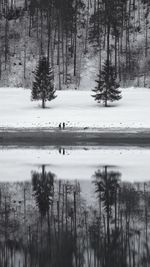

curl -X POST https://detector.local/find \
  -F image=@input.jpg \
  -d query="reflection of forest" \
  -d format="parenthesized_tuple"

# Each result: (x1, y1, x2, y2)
(0, 165, 150, 267)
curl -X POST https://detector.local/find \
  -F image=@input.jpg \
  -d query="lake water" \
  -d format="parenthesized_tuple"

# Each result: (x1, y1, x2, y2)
(0, 146, 150, 267)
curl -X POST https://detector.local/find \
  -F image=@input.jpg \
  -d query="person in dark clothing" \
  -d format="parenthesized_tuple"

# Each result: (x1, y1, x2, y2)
(63, 122, 65, 130)
(59, 123, 61, 129)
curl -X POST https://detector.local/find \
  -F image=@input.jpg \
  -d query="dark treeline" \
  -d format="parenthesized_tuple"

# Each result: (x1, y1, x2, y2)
(0, 0, 150, 88)
(0, 165, 150, 266)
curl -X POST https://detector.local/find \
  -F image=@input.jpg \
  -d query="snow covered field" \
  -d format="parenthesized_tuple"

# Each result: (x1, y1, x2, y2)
(0, 147, 150, 182)
(0, 87, 150, 129)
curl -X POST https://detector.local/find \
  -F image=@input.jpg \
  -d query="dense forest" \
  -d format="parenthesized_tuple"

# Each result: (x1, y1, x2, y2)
(0, 0, 150, 88)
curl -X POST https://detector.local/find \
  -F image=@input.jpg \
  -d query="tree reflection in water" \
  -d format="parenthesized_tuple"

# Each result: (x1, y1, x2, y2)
(32, 165, 55, 218)
(0, 165, 150, 266)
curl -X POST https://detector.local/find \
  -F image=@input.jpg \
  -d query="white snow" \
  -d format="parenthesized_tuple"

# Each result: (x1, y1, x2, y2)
(0, 147, 150, 182)
(0, 87, 150, 128)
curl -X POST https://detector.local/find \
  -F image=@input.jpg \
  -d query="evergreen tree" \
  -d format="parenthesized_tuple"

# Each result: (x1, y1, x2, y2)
(92, 60, 122, 107)
(32, 165, 55, 218)
(31, 56, 56, 108)
(93, 166, 121, 245)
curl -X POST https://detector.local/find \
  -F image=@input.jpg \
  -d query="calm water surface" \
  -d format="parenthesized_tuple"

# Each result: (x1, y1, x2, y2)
(0, 146, 150, 267)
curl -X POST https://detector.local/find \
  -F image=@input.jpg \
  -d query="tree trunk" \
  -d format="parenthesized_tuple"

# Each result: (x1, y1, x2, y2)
(105, 167, 110, 245)
(42, 98, 45, 108)
(74, 0, 77, 77)
(5, 5, 9, 70)
(47, 8, 51, 62)
(106, 0, 110, 108)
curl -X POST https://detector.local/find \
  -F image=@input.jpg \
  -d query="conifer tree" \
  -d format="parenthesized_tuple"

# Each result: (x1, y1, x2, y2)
(32, 165, 54, 218)
(31, 56, 56, 108)
(93, 166, 121, 245)
(92, 60, 122, 107)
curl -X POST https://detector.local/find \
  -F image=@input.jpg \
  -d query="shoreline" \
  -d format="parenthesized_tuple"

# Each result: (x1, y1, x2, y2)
(1, 127, 150, 146)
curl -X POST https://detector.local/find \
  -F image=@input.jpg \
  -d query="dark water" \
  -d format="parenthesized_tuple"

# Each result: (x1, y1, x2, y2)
(0, 151, 150, 267)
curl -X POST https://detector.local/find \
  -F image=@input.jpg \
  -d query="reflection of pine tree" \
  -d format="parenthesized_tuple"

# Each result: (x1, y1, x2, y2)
(32, 165, 55, 217)
(93, 166, 121, 245)
(89, 217, 127, 267)
(92, 60, 122, 107)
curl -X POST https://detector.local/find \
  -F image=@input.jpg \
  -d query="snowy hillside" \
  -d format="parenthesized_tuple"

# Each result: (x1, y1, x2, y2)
(0, 0, 150, 88)
(0, 87, 150, 129)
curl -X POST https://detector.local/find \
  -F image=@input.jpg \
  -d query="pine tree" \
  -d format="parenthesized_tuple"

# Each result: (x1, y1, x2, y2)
(92, 60, 122, 107)
(93, 166, 121, 245)
(31, 56, 56, 108)
(32, 165, 54, 218)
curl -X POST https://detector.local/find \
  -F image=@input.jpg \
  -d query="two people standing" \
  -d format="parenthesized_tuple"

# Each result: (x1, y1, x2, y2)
(59, 122, 65, 130)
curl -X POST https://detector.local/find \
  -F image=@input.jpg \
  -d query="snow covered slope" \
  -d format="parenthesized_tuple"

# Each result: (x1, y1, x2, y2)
(0, 87, 150, 129)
